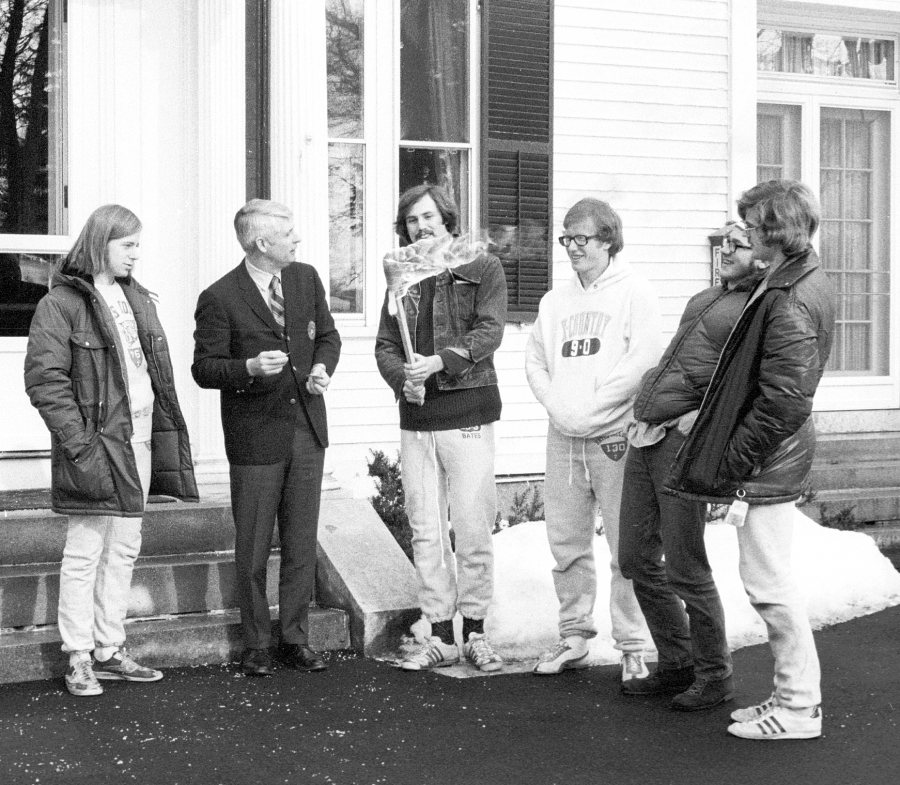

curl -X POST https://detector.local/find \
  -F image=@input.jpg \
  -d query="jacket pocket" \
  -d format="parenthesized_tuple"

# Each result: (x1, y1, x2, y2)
(56, 435, 116, 502)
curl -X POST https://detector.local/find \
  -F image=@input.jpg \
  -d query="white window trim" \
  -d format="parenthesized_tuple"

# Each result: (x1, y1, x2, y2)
(757, 3, 900, 411)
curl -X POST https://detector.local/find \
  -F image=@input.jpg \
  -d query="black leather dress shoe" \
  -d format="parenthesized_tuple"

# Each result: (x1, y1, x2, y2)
(279, 643, 328, 672)
(241, 648, 274, 677)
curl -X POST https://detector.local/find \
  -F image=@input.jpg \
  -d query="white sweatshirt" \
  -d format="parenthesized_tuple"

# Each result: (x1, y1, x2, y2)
(525, 257, 662, 439)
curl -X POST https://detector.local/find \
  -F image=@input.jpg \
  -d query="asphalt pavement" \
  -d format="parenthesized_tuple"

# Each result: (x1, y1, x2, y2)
(1, 603, 898, 785)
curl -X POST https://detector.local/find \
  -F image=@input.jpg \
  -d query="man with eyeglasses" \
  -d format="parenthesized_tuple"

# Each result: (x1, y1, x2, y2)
(618, 221, 765, 711)
(664, 180, 834, 740)
(525, 197, 661, 682)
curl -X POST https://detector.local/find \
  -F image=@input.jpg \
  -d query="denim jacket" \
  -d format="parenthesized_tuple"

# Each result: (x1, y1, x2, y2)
(375, 253, 507, 396)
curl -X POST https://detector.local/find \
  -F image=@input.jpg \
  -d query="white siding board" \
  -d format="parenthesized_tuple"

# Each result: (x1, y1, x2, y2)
(563, 0, 727, 19)
(555, 7, 728, 36)
(556, 46, 727, 76)
(560, 118, 726, 143)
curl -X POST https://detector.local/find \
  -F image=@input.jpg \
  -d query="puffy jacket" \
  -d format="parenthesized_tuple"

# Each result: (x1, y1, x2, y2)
(633, 278, 758, 425)
(664, 248, 834, 504)
(24, 270, 199, 516)
(375, 253, 507, 397)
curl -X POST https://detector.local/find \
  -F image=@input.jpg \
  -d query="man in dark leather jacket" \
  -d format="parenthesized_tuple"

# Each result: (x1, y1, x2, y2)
(667, 180, 835, 741)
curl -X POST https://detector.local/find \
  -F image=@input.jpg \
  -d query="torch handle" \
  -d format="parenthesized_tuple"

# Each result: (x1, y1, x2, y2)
(393, 292, 415, 363)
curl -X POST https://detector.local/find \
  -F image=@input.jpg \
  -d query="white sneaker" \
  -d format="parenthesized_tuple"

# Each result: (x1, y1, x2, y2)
(731, 693, 777, 723)
(620, 652, 650, 683)
(65, 656, 103, 697)
(464, 632, 503, 673)
(532, 636, 589, 675)
(727, 704, 823, 740)
(400, 636, 459, 671)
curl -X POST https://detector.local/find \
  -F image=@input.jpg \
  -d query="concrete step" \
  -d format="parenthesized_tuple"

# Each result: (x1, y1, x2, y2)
(808, 461, 900, 491)
(0, 552, 282, 628)
(799, 486, 900, 525)
(814, 431, 900, 465)
(0, 606, 350, 684)
(0, 499, 236, 565)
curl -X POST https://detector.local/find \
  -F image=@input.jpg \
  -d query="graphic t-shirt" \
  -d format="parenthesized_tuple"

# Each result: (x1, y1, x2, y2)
(94, 282, 155, 442)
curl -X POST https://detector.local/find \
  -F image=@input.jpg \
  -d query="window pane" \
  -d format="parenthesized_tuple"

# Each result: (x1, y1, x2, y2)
(398, 147, 469, 234)
(0, 0, 65, 235)
(758, 28, 895, 82)
(820, 107, 890, 375)
(328, 143, 365, 314)
(400, 0, 468, 143)
(757, 104, 801, 182)
(0, 252, 59, 336)
(326, 0, 364, 138)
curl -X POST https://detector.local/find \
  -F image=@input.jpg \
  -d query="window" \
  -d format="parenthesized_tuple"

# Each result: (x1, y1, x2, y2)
(399, 0, 471, 227)
(0, 0, 66, 337)
(758, 28, 895, 83)
(757, 103, 800, 182)
(327, 0, 365, 314)
(757, 16, 896, 396)
(819, 108, 890, 375)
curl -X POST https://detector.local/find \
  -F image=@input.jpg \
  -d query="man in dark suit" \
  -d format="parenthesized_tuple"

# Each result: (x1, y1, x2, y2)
(192, 199, 341, 676)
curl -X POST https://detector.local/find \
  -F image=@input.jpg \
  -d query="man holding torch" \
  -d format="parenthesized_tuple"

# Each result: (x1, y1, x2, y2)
(375, 184, 507, 672)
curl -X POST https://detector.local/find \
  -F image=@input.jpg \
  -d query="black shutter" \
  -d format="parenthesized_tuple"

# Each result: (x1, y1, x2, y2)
(481, 0, 553, 321)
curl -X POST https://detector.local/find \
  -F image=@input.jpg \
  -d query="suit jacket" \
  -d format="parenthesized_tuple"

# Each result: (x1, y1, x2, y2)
(192, 260, 341, 464)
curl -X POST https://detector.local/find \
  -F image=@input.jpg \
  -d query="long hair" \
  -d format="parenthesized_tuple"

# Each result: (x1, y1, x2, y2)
(62, 204, 142, 278)
(563, 197, 624, 257)
(394, 184, 460, 246)
(737, 180, 820, 256)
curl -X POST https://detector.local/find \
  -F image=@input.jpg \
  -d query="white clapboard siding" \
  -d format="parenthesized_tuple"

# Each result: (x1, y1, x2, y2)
(325, 1, 732, 484)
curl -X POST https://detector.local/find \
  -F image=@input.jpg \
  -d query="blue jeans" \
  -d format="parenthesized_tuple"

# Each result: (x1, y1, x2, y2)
(619, 429, 732, 680)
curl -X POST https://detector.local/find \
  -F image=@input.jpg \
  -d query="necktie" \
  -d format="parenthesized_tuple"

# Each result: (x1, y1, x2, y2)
(269, 275, 285, 327)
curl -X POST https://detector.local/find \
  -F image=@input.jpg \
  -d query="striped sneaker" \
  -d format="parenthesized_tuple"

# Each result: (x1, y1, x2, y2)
(93, 649, 163, 682)
(65, 657, 103, 697)
(731, 693, 777, 723)
(727, 704, 822, 740)
(464, 632, 503, 673)
(400, 636, 459, 671)
(620, 652, 650, 683)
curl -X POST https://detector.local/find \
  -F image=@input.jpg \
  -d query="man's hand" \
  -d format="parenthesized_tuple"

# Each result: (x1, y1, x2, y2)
(246, 350, 289, 377)
(306, 364, 330, 396)
(402, 380, 426, 406)
(403, 353, 444, 386)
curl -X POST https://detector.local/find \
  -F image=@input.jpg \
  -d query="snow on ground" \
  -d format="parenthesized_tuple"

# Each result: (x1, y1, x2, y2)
(485, 511, 900, 665)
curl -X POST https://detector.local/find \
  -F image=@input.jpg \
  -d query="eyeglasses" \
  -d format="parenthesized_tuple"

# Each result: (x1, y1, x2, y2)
(721, 238, 752, 254)
(558, 234, 603, 248)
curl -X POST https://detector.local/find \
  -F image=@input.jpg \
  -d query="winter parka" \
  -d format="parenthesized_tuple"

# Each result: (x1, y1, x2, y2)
(664, 247, 834, 505)
(632, 276, 760, 425)
(24, 269, 198, 516)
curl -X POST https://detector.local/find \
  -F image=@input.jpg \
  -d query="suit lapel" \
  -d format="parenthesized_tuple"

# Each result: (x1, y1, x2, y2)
(236, 261, 281, 335)
(280, 263, 307, 332)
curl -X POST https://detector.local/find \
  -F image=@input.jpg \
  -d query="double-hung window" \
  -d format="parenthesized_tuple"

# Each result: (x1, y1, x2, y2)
(0, 0, 66, 339)
(757, 3, 899, 408)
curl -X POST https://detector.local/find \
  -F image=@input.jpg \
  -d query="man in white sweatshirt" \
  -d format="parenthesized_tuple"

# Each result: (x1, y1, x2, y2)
(525, 197, 662, 682)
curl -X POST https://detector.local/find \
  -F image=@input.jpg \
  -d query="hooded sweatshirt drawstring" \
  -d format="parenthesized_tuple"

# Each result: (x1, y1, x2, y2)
(566, 436, 591, 486)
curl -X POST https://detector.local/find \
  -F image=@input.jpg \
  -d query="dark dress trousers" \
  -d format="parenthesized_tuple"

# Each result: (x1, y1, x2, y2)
(192, 261, 341, 648)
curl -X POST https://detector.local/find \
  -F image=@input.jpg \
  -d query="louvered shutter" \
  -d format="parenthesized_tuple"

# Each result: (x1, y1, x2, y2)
(481, 0, 553, 321)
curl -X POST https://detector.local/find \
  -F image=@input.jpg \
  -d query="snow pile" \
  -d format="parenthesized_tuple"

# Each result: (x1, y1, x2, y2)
(486, 511, 900, 665)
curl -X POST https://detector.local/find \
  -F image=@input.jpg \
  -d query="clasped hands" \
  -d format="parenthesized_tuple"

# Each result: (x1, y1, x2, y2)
(402, 353, 444, 406)
(246, 351, 330, 395)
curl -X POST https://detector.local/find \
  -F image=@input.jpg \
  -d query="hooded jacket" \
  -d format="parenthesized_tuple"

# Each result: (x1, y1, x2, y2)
(525, 257, 662, 439)
(24, 269, 198, 516)
(665, 247, 834, 504)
